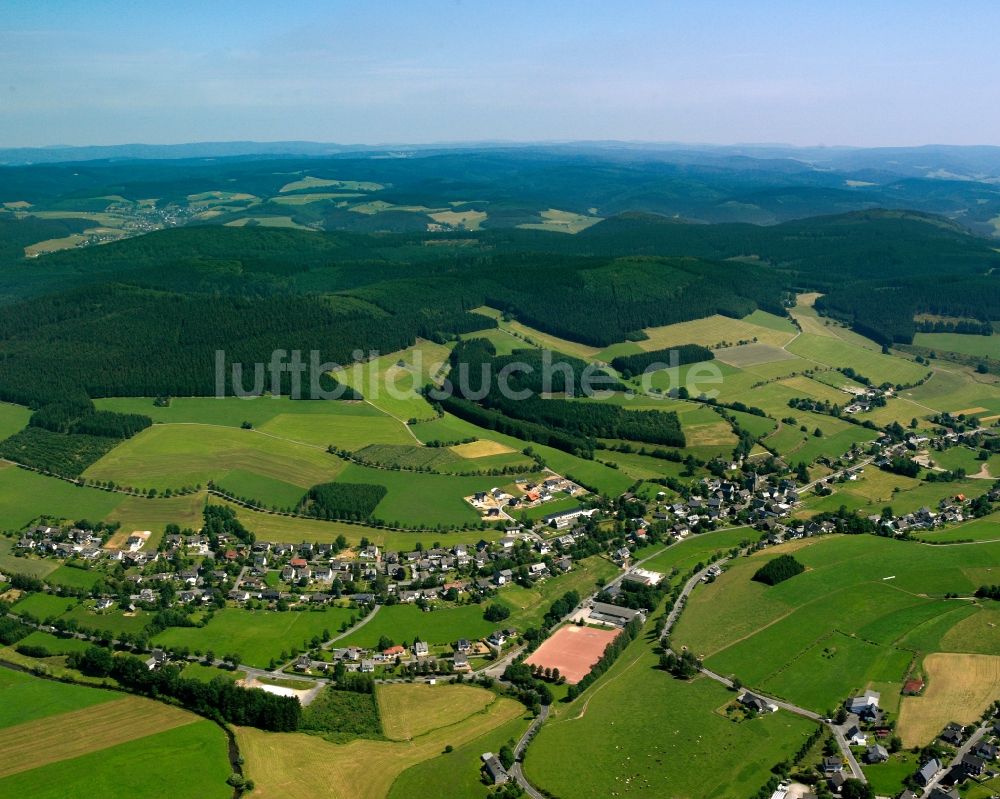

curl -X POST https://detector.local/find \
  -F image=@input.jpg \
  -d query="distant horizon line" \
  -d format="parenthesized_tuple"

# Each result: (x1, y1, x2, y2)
(4, 139, 1000, 152)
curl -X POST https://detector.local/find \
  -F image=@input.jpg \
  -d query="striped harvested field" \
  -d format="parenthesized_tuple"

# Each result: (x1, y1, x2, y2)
(0, 695, 196, 778)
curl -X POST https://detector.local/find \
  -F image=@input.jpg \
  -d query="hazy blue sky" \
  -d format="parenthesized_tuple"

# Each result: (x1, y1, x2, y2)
(2, 0, 998, 147)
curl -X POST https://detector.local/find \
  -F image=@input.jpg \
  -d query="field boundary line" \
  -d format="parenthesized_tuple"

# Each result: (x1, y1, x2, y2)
(0, 695, 197, 779)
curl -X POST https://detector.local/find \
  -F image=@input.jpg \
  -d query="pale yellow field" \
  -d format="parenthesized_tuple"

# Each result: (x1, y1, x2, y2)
(30, 211, 122, 225)
(788, 294, 840, 339)
(331, 339, 452, 422)
(449, 439, 514, 458)
(224, 216, 315, 230)
(897, 653, 1000, 747)
(684, 421, 738, 448)
(376, 683, 497, 741)
(205, 496, 428, 548)
(102, 492, 206, 543)
(236, 696, 524, 799)
(24, 234, 87, 257)
(270, 193, 365, 205)
(777, 375, 851, 405)
(470, 307, 601, 360)
(2, 200, 32, 209)
(516, 208, 602, 234)
(186, 191, 258, 204)
(349, 200, 441, 215)
(640, 314, 796, 351)
(279, 176, 384, 193)
(0, 696, 196, 778)
(428, 209, 487, 230)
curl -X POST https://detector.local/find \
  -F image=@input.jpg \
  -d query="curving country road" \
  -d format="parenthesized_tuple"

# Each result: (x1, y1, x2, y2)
(660, 559, 867, 783)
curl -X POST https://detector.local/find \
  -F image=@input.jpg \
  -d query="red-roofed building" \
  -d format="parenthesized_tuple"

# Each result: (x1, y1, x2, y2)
(290, 557, 308, 568)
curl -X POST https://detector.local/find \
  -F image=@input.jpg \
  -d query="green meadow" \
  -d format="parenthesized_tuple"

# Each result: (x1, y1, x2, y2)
(215, 469, 306, 508)
(525, 634, 815, 799)
(207, 496, 508, 548)
(387, 714, 530, 799)
(786, 334, 929, 385)
(913, 332, 1000, 359)
(0, 402, 30, 441)
(673, 535, 1000, 713)
(94, 395, 384, 428)
(336, 462, 517, 527)
(83, 423, 344, 496)
(0, 717, 231, 799)
(0, 463, 121, 531)
(153, 606, 358, 667)
(336, 603, 498, 649)
(332, 339, 452, 423)
(0, 667, 115, 729)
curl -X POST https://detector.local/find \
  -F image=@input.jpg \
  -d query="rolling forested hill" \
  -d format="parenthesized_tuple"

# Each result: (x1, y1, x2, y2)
(0, 148, 998, 409)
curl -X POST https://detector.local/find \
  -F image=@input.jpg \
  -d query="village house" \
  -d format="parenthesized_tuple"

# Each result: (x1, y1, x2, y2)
(739, 691, 777, 714)
(481, 753, 509, 785)
(916, 759, 941, 787)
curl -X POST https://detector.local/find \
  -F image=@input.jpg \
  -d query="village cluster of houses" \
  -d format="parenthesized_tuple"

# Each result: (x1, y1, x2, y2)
(875, 488, 1000, 534)
(841, 384, 893, 415)
(16, 525, 105, 560)
(468, 474, 586, 521)
(224, 530, 584, 607)
(649, 473, 803, 537)
(908, 718, 1000, 795)
(816, 690, 1000, 798)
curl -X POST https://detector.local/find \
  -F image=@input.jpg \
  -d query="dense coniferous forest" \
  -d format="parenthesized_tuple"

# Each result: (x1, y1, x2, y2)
(610, 344, 715, 376)
(752, 555, 806, 586)
(301, 482, 389, 521)
(1, 153, 999, 409)
(444, 340, 684, 452)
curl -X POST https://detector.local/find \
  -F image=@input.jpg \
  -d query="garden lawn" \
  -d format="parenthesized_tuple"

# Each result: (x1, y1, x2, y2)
(47, 565, 101, 590)
(0, 537, 59, 579)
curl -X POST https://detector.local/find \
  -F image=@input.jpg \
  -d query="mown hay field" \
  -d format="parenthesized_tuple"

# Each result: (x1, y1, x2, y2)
(236, 695, 524, 799)
(376, 683, 497, 740)
(897, 653, 1000, 747)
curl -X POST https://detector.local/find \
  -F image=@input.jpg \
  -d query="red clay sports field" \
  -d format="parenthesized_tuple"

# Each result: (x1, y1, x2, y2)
(524, 625, 621, 684)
